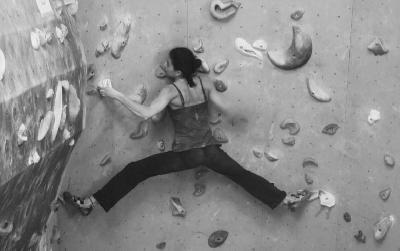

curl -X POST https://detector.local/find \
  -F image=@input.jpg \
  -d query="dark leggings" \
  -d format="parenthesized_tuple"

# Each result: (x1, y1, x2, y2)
(93, 145, 287, 212)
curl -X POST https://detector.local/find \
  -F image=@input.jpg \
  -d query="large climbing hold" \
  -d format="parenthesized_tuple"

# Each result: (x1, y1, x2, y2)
(267, 26, 312, 70)
(374, 215, 394, 241)
(235, 37, 264, 61)
(111, 14, 132, 59)
(210, 0, 241, 20)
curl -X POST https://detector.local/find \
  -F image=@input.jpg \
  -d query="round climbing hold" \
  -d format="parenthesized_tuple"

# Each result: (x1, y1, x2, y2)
(343, 212, 351, 222)
(208, 230, 229, 248)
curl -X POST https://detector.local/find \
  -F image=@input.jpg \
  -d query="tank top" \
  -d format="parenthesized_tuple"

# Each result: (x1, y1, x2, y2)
(168, 76, 221, 152)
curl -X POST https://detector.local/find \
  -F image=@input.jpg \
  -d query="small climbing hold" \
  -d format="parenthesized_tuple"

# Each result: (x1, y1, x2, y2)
(0, 48, 5, 80)
(267, 26, 312, 70)
(98, 16, 108, 31)
(170, 197, 186, 217)
(197, 57, 210, 73)
(379, 187, 391, 201)
(208, 230, 228, 248)
(367, 109, 380, 125)
(31, 30, 41, 50)
(95, 40, 110, 57)
(193, 39, 204, 53)
(354, 230, 366, 243)
(343, 212, 351, 222)
(280, 118, 300, 135)
(46, 89, 54, 100)
(319, 190, 335, 208)
(193, 183, 206, 197)
(28, 148, 41, 165)
(157, 139, 166, 152)
(99, 153, 111, 166)
(252, 148, 262, 158)
(264, 151, 279, 162)
(235, 37, 264, 61)
(37, 111, 54, 141)
(51, 82, 63, 142)
(213, 59, 229, 74)
(155, 65, 166, 78)
(129, 120, 149, 139)
(195, 167, 209, 180)
(304, 173, 313, 185)
(252, 39, 268, 51)
(383, 154, 395, 167)
(213, 127, 229, 143)
(69, 86, 80, 123)
(213, 79, 227, 92)
(111, 15, 132, 59)
(210, 0, 241, 20)
(69, 139, 75, 146)
(62, 128, 71, 142)
(302, 157, 319, 168)
(306, 77, 331, 102)
(367, 37, 388, 56)
(0, 220, 13, 236)
(290, 9, 305, 21)
(281, 136, 295, 146)
(55, 24, 68, 43)
(322, 123, 339, 135)
(156, 242, 166, 250)
(87, 64, 95, 81)
(17, 123, 28, 146)
(374, 215, 394, 241)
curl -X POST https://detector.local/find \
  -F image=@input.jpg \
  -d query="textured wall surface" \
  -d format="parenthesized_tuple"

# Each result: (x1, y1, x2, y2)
(57, 0, 399, 250)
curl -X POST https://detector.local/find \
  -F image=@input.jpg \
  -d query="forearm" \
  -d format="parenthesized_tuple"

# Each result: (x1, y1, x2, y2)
(113, 91, 151, 119)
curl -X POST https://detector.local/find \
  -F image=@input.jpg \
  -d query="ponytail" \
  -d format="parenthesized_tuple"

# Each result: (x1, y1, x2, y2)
(169, 48, 202, 88)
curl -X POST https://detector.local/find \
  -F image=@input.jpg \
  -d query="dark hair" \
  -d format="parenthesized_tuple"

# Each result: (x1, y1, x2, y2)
(169, 47, 202, 87)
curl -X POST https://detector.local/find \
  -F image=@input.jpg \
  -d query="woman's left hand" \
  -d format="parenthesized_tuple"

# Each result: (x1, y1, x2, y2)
(97, 86, 119, 99)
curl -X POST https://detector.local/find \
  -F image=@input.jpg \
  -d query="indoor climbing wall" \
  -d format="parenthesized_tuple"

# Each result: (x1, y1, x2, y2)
(57, 0, 399, 250)
(0, 0, 86, 250)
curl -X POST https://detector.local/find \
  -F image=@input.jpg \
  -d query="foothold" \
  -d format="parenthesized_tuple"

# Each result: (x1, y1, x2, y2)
(170, 197, 186, 217)
(384, 154, 395, 167)
(319, 190, 335, 208)
(208, 230, 228, 248)
(87, 64, 95, 81)
(99, 16, 109, 31)
(368, 37, 388, 56)
(111, 15, 132, 59)
(210, 0, 241, 20)
(306, 77, 331, 102)
(155, 65, 166, 78)
(354, 230, 366, 243)
(252, 39, 268, 51)
(343, 212, 351, 222)
(290, 9, 305, 21)
(95, 40, 110, 57)
(31, 30, 41, 50)
(51, 81, 63, 142)
(302, 157, 319, 168)
(197, 57, 210, 73)
(0, 48, 5, 80)
(99, 153, 111, 166)
(193, 39, 204, 53)
(156, 242, 166, 250)
(132, 84, 147, 104)
(17, 123, 28, 146)
(322, 123, 339, 135)
(235, 37, 264, 61)
(213, 127, 229, 143)
(37, 111, 54, 141)
(157, 139, 166, 152)
(213, 79, 227, 92)
(55, 24, 68, 43)
(379, 187, 391, 201)
(374, 215, 394, 241)
(304, 173, 313, 185)
(267, 26, 312, 70)
(129, 120, 149, 139)
(46, 89, 54, 100)
(193, 183, 206, 197)
(28, 148, 41, 166)
(264, 151, 279, 162)
(280, 118, 300, 135)
(281, 136, 295, 146)
(213, 59, 229, 74)
(252, 148, 262, 158)
(0, 220, 13, 236)
(367, 109, 380, 125)
(195, 167, 209, 180)
(69, 86, 80, 123)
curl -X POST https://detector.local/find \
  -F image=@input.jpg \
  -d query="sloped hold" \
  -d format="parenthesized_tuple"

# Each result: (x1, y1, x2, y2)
(383, 154, 395, 167)
(51, 81, 63, 142)
(280, 118, 300, 135)
(252, 39, 267, 51)
(193, 183, 206, 197)
(368, 109, 380, 125)
(111, 14, 132, 59)
(213, 79, 227, 92)
(208, 230, 228, 248)
(17, 123, 28, 146)
(281, 136, 295, 146)
(170, 197, 186, 217)
(99, 153, 111, 166)
(0, 220, 13, 236)
(264, 151, 279, 162)
(379, 187, 391, 201)
(0, 48, 4, 80)
(95, 40, 110, 57)
(319, 190, 335, 207)
(69, 85, 81, 123)
(37, 111, 54, 141)
(129, 120, 149, 139)
(55, 24, 68, 43)
(155, 65, 166, 78)
(368, 37, 388, 56)
(267, 26, 312, 70)
(197, 57, 210, 73)
(306, 78, 331, 102)
(157, 139, 166, 152)
(302, 157, 319, 168)
(214, 59, 229, 74)
(213, 127, 229, 143)
(235, 37, 263, 61)
(290, 9, 305, 21)
(374, 215, 394, 241)
(210, 0, 241, 20)
(193, 39, 204, 53)
(322, 123, 339, 135)
(252, 148, 262, 158)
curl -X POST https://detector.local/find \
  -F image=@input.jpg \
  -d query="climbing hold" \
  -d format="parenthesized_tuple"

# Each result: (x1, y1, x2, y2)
(367, 109, 380, 125)
(213, 79, 227, 92)
(59, 105, 67, 130)
(132, 84, 147, 104)
(46, 89, 54, 100)
(28, 148, 41, 165)
(31, 30, 41, 50)
(170, 197, 186, 217)
(374, 215, 394, 241)
(290, 9, 305, 21)
(0, 220, 13, 236)
(208, 230, 228, 248)
(322, 123, 339, 135)
(264, 151, 279, 162)
(195, 167, 209, 180)
(302, 157, 319, 168)
(210, 0, 241, 20)
(87, 64, 95, 81)
(55, 24, 68, 43)
(69, 139, 75, 146)
(367, 37, 388, 56)
(69, 86, 80, 123)
(197, 57, 210, 73)
(383, 154, 395, 167)
(308, 190, 320, 201)
(156, 242, 166, 250)
(193, 183, 206, 197)
(98, 16, 108, 31)
(129, 120, 149, 139)
(281, 136, 295, 146)
(95, 40, 110, 57)
(0, 48, 4, 81)
(99, 153, 111, 166)
(354, 230, 366, 243)
(379, 187, 391, 201)
(17, 123, 28, 146)
(252, 39, 268, 51)
(306, 77, 331, 102)
(252, 148, 262, 158)
(60, 80, 70, 92)
(193, 39, 204, 53)
(280, 118, 300, 135)
(319, 190, 335, 208)
(267, 26, 312, 70)
(37, 111, 54, 141)
(51, 81, 63, 142)
(63, 128, 71, 142)
(213, 59, 229, 74)
(111, 15, 132, 59)
(155, 65, 166, 78)
(235, 37, 264, 61)
(213, 127, 229, 143)
(157, 139, 166, 152)
(304, 173, 313, 185)
(343, 212, 351, 222)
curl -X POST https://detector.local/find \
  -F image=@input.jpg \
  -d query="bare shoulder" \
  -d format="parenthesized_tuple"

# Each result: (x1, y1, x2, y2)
(196, 74, 214, 91)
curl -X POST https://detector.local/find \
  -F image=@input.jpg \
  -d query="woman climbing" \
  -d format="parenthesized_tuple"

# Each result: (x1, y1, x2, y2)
(63, 47, 310, 216)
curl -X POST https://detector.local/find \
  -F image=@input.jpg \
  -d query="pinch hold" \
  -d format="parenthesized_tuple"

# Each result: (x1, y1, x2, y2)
(280, 118, 300, 135)
(210, 0, 241, 20)
(170, 197, 186, 217)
